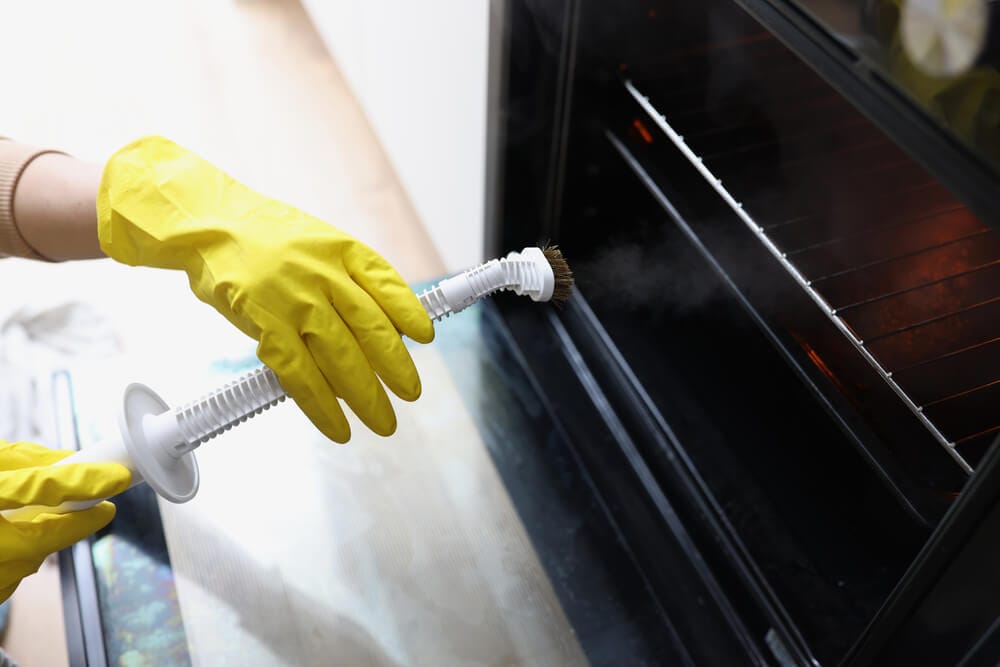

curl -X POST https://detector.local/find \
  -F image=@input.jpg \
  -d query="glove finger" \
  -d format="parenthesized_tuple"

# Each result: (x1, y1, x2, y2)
(0, 581, 19, 604)
(0, 441, 72, 471)
(0, 558, 47, 594)
(0, 463, 131, 511)
(327, 276, 423, 402)
(302, 302, 398, 437)
(256, 318, 352, 443)
(346, 246, 434, 345)
(5, 501, 117, 560)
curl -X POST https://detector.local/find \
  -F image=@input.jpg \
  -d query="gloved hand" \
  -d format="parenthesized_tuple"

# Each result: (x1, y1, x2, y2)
(0, 441, 131, 602)
(97, 136, 434, 443)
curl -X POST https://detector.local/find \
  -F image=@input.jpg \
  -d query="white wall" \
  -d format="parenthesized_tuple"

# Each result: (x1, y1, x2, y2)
(301, 0, 490, 272)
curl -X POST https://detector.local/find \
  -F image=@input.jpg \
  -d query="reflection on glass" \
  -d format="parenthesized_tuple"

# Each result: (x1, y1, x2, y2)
(793, 0, 1000, 168)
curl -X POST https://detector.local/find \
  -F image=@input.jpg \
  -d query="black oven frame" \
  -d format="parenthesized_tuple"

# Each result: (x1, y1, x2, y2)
(484, 1, 1000, 664)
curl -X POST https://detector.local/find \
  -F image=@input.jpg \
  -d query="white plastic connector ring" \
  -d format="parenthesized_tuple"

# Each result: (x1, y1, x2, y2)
(119, 383, 199, 503)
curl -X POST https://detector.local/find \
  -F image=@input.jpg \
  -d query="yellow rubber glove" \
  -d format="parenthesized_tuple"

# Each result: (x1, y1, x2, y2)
(0, 441, 131, 602)
(97, 136, 434, 443)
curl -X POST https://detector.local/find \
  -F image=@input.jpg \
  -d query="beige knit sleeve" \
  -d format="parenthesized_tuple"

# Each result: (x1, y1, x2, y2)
(0, 137, 66, 260)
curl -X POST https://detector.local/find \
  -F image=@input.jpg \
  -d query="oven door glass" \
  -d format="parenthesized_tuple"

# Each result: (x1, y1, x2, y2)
(789, 0, 1000, 178)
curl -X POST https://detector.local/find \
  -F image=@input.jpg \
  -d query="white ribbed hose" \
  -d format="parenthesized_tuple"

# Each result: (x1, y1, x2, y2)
(1, 247, 556, 517)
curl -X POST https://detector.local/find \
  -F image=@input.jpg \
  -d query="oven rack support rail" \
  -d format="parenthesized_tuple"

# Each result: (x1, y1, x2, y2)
(625, 79, 973, 475)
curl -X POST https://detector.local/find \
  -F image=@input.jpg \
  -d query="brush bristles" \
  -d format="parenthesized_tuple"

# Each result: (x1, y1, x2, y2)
(543, 245, 574, 305)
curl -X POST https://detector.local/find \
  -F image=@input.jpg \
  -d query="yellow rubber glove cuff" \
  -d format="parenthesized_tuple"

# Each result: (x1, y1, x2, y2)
(97, 136, 434, 443)
(0, 441, 131, 603)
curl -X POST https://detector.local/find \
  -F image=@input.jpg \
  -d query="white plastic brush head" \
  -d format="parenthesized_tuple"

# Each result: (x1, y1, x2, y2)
(417, 245, 574, 321)
(505, 246, 555, 302)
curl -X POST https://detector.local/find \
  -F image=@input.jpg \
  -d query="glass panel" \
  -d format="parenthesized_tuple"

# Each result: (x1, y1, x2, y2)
(791, 0, 1000, 174)
(65, 300, 673, 665)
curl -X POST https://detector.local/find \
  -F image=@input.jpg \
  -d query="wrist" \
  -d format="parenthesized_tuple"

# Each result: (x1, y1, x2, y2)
(13, 153, 104, 261)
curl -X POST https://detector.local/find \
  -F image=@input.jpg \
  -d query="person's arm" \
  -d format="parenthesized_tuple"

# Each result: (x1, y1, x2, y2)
(0, 139, 103, 261)
(1, 134, 434, 443)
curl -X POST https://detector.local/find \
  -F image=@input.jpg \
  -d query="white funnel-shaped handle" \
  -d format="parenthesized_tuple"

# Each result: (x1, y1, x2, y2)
(0, 382, 197, 521)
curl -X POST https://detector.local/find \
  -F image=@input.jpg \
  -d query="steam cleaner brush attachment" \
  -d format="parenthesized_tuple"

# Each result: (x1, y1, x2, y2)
(2, 247, 573, 519)
(419, 246, 567, 320)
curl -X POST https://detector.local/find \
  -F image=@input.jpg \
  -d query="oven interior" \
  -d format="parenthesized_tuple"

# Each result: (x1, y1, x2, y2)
(617, 7, 1000, 470)
(495, 0, 1000, 664)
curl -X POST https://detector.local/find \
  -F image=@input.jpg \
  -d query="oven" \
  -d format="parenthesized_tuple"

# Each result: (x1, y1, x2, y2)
(484, 0, 1000, 664)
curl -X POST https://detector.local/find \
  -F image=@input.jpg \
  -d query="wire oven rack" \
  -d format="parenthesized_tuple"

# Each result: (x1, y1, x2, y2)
(625, 60, 998, 472)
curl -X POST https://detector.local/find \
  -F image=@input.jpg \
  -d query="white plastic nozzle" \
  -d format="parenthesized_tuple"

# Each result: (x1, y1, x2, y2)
(418, 246, 555, 321)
